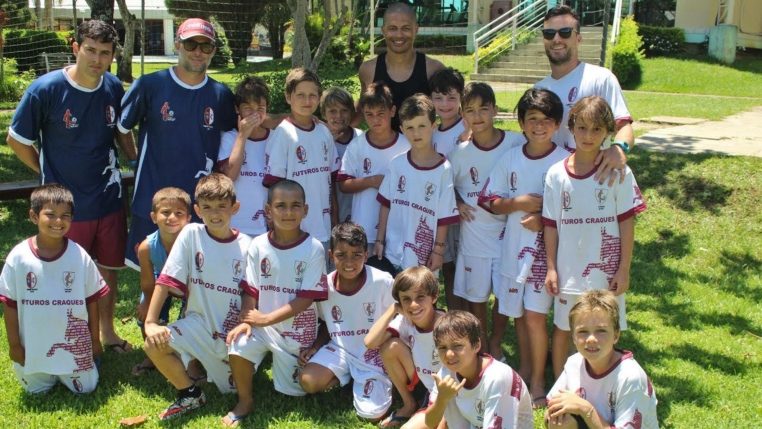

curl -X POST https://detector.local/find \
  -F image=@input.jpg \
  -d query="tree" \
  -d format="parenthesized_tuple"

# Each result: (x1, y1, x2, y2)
(287, 0, 349, 71)
(0, 1, 33, 27)
(85, 0, 114, 22)
(262, 0, 289, 60)
(115, 0, 136, 82)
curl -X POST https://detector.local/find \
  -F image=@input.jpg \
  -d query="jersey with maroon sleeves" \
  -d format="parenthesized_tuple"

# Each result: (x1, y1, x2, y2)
(386, 310, 445, 391)
(432, 117, 466, 157)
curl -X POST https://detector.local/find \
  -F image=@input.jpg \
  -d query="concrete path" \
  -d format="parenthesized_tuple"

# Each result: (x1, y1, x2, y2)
(636, 106, 762, 158)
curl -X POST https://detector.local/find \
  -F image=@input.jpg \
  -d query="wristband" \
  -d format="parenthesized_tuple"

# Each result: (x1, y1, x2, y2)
(611, 140, 630, 154)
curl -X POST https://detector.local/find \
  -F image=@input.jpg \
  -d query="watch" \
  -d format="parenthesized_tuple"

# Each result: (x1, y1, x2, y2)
(611, 140, 630, 154)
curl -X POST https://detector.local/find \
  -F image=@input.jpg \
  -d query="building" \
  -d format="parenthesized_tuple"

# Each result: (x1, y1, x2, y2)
(675, 0, 762, 49)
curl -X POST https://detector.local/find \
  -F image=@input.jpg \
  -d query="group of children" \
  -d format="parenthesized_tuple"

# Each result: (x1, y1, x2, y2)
(0, 65, 659, 428)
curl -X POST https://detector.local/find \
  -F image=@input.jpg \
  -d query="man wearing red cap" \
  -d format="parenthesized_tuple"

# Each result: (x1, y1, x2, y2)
(118, 18, 236, 269)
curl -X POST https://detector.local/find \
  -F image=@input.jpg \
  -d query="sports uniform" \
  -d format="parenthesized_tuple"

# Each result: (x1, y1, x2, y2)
(334, 128, 363, 223)
(9, 68, 126, 266)
(376, 152, 459, 269)
(432, 117, 466, 263)
(311, 266, 395, 419)
(230, 232, 328, 396)
(535, 62, 632, 149)
(156, 224, 251, 393)
(432, 355, 533, 429)
(542, 159, 646, 330)
(119, 67, 236, 266)
(0, 238, 109, 393)
(449, 131, 523, 303)
(336, 131, 410, 244)
(264, 118, 340, 244)
(217, 129, 270, 236)
(479, 143, 570, 317)
(386, 310, 445, 394)
(548, 350, 658, 429)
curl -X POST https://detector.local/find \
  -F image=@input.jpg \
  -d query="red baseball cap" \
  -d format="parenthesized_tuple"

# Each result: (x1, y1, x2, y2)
(176, 18, 215, 41)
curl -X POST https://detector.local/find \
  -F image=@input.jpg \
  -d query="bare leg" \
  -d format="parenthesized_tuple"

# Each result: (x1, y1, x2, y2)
(380, 338, 418, 419)
(552, 327, 572, 379)
(526, 310, 549, 403)
(469, 301, 489, 352)
(144, 340, 193, 390)
(442, 261, 465, 311)
(515, 316, 531, 381)
(299, 362, 339, 394)
(99, 268, 129, 348)
(489, 299, 508, 361)
(223, 355, 255, 424)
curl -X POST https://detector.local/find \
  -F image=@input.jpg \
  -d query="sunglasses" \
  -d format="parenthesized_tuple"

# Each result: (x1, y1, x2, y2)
(541, 27, 576, 40)
(182, 39, 215, 54)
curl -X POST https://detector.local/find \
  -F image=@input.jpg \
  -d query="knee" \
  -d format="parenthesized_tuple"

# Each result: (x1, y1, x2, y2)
(380, 337, 405, 360)
(298, 369, 324, 394)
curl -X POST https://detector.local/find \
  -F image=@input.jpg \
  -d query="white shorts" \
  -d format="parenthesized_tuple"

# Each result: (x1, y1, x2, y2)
(442, 224, 460, 264)
(13, 363, 98, 394)
(309, 342, 392, 419)
(228, 325, 306, 396)
(498, 275, 553, 318)
(168, 314, 235, 393)
(554, 292, 628, 331)
(453, 254, 499, 303)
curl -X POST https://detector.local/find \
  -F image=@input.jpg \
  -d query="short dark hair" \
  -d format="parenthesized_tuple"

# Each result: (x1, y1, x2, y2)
(515, 88, 564, 124)
(398, 94, 436, 125)
(359, 81, 395, 111)
(285, 67, 322, 97)
(569, 290, 621, 334)
(76, 19, 119, 52)
(321, 87, 356, 117)
(429, 67, 465, 96)
(544, 5, 580, 32)
(462, 81, 496, 109)
(384, 2, 417, 23)
(30, 183, 74, 215)
(235, 75, 269, 108)
(391, 266, 438, 303)
(267, 179, 306, 204)
(195, 172, 236, 203)
(567, 96, 616, 134)
(433, 310, 481, 349)
(330, 222, 368, 250)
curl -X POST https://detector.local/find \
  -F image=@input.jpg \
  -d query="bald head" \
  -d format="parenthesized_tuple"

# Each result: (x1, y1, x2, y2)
(384, 2, 416, 22)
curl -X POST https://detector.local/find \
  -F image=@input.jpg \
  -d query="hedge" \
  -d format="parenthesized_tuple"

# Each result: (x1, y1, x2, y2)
(638, 25, 685, 57)
(3, 29, 70, 74)
(611, 16, 644, 89)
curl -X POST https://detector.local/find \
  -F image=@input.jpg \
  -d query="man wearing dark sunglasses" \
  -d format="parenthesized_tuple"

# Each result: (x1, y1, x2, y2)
(118, 18, 236, 269)
(535, 5, 634, 186)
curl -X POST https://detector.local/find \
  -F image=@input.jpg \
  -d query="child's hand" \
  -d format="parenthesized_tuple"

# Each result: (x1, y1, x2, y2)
(456, 201, 476, 222)
(240, 308, 270, 327)
(225, 322, 252, 345)
(374, 241, 384, 260)
(520, 212, 542, 232)
(298, 346, 318, 366)
(545, 269, 559, 296)
(9, 344, 25, 366)
(144, 323, 171, 349)
(547, 389, 592, 423)
(515, 193, 543, 213)
(238, 111, 265, 136)
(432, 373, 467, 403)
(427, 251, 444, 272)
(136, 300, 149, 323)
(609, 268, 630, 295)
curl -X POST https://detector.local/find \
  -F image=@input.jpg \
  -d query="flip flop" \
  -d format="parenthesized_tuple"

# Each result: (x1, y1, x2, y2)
(532, 396, 548, 410)
(221, 411, 249, 428)
(378, 411, 410, 428)
(104, 340, 133, 354)
(131, 362, 156, 376)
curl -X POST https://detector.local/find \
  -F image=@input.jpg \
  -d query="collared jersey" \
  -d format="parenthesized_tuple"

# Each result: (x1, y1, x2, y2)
(432, 117, 466, 157)
(387, 310, 445, 392)
(334, 128, 363, 223)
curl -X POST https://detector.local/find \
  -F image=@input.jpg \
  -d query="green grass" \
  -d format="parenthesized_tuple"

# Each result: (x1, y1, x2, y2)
(635, 55, 762, 97)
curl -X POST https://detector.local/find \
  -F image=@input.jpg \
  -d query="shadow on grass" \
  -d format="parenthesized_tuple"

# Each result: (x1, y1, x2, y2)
(670, 343, 749, 376)
(716, 250, 762, 304)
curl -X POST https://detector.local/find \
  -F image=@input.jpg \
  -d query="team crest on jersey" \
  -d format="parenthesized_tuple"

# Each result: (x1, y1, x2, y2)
(488, 416, 504, 429)
(160, 101, 175, 122)
(469, 166, 479, 186)
(475, 399, 485, 418)
(363, 157, 372, 174)
(63, 109, 78, 129)
(408, 334, 415, 348)
(608, 391, 617, 419)
(595, 188, 608, 209)
(195, 252, 204, 272)
(363, 302, 376, 322)
(424, 182, 436, 201)
(633, 185, 644, 206)
(397, 175, 406, 193)
(72, 377, 83, 393)
(296, 145, 307, 164)
(232, 259, 244, 282)
(26, 272, 37, 292)
(63, 271, 75, 292)
(294, 260, 306, 283)
(510, 171, 518, 191)
(576, 387, 586, 399)
(362, 379, 375, 398)
(292, 365, 301, 382)
(105, 105, 116, 127)
(203, 107, 215, 129)
(260, 257, 272, 278)
(568, 87, 578, 103)
(562, 190, 572, 211)
(431, 347, 440, 367)
(331, 305, 343, 322)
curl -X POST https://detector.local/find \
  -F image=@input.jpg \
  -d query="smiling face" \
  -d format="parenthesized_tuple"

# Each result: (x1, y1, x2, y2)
(330, 241, 367, 283)
(431, 89, 462, 125)
(194, 197, 239, 238)
(176, 35, 215, 74)
(461, 97, 497, 136)
(436, 333, 480, 376)
(397, 285, 437, 329)
(382, 10, 418, 55)
(323, 102, 353, 136)
(265, 187, 308, 233)
(30, 203, 73, 241)
(543, 14, 581, 66)
(572, 307, 620, 374)
(519, 108, 560, 146)
(151, 200, 191, 237)
(73, 37, 114, 82)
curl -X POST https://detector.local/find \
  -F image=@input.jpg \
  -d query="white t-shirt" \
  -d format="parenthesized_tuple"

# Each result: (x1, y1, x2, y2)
(433, 117, 466, 156)
(535, 62, 632, 149)
(157, 223, 251, 341)
(242, 232, 328, 348)
(377, 152, 459, 268)
(432, 355, 533, 429)
(264, 118, 340, 242)
(548, 351, 658, 429)
(334, 128, 363, 223)
(448, 130, 523, 257)
(0, 238, 108, 375)
(218, 129, 270, 236)
(480, 143, 570, 285)
(316, 266, 394, 365)
(386, 310, 445, 391)
(542, 159, 646, 294)
(336, 131, 411, 243)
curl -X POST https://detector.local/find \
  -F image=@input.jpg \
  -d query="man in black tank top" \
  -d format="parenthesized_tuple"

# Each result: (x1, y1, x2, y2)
(358, 2, 444, 130)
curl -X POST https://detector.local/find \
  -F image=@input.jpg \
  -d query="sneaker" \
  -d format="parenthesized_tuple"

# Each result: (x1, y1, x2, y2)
(159, 391, 207, 420)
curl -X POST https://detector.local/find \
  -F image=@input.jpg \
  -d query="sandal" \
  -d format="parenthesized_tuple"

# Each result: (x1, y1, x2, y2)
(378, 411, 410, 428)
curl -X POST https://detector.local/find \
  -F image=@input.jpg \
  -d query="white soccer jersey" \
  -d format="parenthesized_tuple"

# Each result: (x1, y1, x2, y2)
(264, 118, 340, 242)
(432, 355, 533, 429)
(480, 143, 570, 287)
(0, 238, 108, 375)
(535, 62, 632, 149)
(316, 266, 394, 365)
(157, 223, 251, 341)
(448, 131, 524, 257)
(218, 129, 270, 236)
(377, 152, 459, 268)
(242, 232, 328, 348)
(548, 351, 658, 429)
(334, 128, 363, 223)
(433, 117, 466, 156)
(386, 311, 444, 391)
(336, 132, 411, 243)
(542, 159, 646, 294)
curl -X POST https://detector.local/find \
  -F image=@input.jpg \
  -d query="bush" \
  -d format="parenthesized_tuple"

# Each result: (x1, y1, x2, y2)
(475, 28, 535, 70)
(638, 25, 684, 57)
(0, 58, 35, 102)
(3, 29, 70, 74)
(414, 35, 467, 54)
(611, 16, 644, 89)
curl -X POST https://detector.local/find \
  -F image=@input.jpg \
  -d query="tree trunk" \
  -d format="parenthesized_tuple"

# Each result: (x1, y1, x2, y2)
(115, 0, 135, 82)
(287, 0, 310, 68)
(86, 0, 115, 23)
(309, 5, 347, 71)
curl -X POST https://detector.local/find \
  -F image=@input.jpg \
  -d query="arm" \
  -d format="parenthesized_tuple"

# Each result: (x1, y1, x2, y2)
(240, 296, 315, 327)
(455, 190, 476, 222)
(425, 374, 467, 428)
(544, 225, 560, 296)
(221, 114, 265, 180)
(489, 193, 542, 215)
(594, 121, 634, 186)
(610, 216, 634, 295)
(374, 204, 390, 259)
(86, 299, 102, 359)
(298, 319, 330, 365)
(226, 292, 258, 345)
(427, 224, 448, 271)
(338, 175, 384, 193)
(135, 241, 156, 323)
(143, 284, 172, 349)
(364, 302, 399, 349)
(330, 174, 339, 228)
(546, 390, 611, 429)
(3, 303, 24, 366)
(6, 136, 40, 174)
(115, 129, 137, 163)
